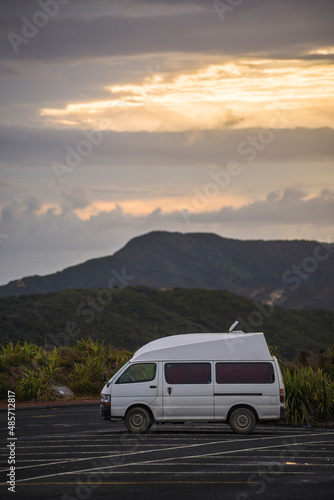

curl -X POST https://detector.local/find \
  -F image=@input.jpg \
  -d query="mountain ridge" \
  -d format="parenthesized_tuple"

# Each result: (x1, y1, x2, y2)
(1, 231, 333, 310)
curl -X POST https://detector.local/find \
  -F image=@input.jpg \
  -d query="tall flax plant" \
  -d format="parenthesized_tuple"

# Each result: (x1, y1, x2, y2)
(0, 341, 22, 369)
(69, 361, 97, 395)
(284, 366, 334, 425)
(0, 347, 15, 372)
(75, 338, 104, 357)
(84, 353, 105, 378)
(0, 340, 42, 372)
(20, 339, 42, 365)
(104, 347, 132, 371)
(35, 347, 61, 380)
(16, 368, 56, 401)
(1, 339, 134, 400)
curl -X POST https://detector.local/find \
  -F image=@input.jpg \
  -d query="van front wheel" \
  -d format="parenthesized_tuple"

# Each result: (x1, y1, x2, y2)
(229, 408, 256, 434)
(125, 407, 152, 434)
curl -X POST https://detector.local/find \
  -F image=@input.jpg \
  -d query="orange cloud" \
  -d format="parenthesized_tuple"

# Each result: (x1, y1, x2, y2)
(40, 57, 334, 132)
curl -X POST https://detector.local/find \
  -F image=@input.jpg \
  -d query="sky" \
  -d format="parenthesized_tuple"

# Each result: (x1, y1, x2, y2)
(0, 0, 334, 285)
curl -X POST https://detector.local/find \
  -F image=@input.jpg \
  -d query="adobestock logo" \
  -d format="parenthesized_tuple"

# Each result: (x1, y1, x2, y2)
(180, 108, 294, 224)
(7, 0, 71, 55)
(180, 161, 242, 223)
(46, 268, 135, 349)
(213, 0, 244, 22)
(237, 238, 334, 333)
(51, 120, 113, 183)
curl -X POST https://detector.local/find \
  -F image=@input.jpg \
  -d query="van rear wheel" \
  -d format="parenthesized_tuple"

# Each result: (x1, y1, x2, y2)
(125, 407, 151, 434)
(229, 408, 256, 434)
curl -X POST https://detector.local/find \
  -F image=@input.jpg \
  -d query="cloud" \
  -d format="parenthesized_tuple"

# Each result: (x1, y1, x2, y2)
(1, 126, 333, 169)
(61, 185, 90, 212)
(2, 0, 334, 62)
(0, 66, 20, 78)
(0, 188, 333, 284)
(1, 197, 42, 223)
(39, 59, 334, 132)
(179, 188, 334, 225)
(0, 0, 333, 285)
(280, 187, 307, 204)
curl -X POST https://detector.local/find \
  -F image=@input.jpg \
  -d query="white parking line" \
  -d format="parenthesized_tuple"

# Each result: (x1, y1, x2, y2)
(6, 431, 332, 485)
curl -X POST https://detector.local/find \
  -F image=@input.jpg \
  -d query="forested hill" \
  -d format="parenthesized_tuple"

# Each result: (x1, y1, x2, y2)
(0, 286, 333, 360)
(0, 231, 333, 311)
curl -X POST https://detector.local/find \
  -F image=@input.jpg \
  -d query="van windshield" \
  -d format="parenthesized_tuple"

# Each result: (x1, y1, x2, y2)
(107, 361, 130, 386)
(116, 363, 156, 384)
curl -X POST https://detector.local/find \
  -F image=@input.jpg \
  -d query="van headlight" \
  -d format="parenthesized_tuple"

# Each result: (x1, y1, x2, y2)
(100, 394, 111, 405)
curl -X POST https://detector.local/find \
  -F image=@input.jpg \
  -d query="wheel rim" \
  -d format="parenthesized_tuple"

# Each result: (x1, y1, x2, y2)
(131, 412, 145, 429)
(236, 413, 250, 429)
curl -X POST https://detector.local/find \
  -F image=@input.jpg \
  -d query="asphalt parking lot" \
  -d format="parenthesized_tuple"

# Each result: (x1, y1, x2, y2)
(1, 405, 334, 500)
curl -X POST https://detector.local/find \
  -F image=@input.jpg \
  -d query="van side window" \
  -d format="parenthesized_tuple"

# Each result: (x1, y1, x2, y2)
(215, 363, 274, 384)
(165, 363, 211, 384)
(116, 363, 156, 384)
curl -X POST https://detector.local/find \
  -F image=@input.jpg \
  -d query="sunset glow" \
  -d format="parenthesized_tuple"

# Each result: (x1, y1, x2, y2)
(1, 0, 333, 284)
(40, 60, 334, 131)
(72, 193, 249, 221)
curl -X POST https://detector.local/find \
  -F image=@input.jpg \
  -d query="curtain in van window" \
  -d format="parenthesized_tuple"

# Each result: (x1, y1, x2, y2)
(215, 363, 273, 384)
(165, 363, 211, 384)
(165, 363, 188, 384)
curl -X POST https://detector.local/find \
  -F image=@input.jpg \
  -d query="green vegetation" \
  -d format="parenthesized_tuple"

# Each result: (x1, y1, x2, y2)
(283, 345, 334, 426)
(0, 338, 132, 401)
(0, 339, 333, 427)
(0, 286, 333, 359)
(283, 367, 334, 426)
(1, 231, 333, 311)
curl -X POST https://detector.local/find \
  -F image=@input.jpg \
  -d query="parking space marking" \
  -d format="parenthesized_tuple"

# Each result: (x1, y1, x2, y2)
(151, 437, 334, 464)
(4, 481, 260, 486)
(6, 431, 332, 485)
(27, 415, 57, 418)
(2, 434, 275, 477)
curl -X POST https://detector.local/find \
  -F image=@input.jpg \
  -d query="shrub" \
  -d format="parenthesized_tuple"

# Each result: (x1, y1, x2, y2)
(68, 362, 99, 395)
(16, 368, 56, 401)
(35, 347, 61, 380)
(284, 366, 334, 425)
(0, 373, 11, 399)
(75, 338, 104, 357)
(0, 342, 22, 371)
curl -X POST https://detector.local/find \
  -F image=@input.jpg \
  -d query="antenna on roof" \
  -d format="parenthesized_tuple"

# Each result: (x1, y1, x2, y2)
(229, 320, 239, 333)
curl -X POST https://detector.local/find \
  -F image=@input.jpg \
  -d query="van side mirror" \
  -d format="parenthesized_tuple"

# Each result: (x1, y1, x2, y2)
(102, 373, 107, 382)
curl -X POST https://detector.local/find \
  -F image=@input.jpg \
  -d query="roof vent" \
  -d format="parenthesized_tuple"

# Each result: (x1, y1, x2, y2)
(229, 320, 240, 333)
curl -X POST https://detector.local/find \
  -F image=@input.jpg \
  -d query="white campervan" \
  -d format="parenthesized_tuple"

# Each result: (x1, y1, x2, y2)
(100, 330, 285, 434)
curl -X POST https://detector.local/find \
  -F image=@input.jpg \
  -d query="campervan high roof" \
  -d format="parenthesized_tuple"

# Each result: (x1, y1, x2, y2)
(131, 332, 272, 362)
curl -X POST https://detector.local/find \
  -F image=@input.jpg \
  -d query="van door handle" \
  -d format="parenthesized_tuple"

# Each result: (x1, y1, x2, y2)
(167, 387, 172, 395)
(150, 385, 157, 388)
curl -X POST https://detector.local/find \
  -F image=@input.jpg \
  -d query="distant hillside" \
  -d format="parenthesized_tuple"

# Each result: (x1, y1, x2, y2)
(0, 286, 333, 360)
(0, 231, 333, 311)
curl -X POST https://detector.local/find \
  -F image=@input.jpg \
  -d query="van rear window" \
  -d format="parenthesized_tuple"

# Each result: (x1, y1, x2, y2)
(215, 363, 274, 384)
(165, 363, 211, 384)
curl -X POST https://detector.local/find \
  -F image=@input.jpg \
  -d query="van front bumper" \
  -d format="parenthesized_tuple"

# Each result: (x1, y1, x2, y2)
(100, 394, 111, 420)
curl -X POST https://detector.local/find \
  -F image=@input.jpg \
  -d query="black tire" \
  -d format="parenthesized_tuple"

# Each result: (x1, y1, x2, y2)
(125, 407, 152, 434)
(229, 408, 256, 434)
